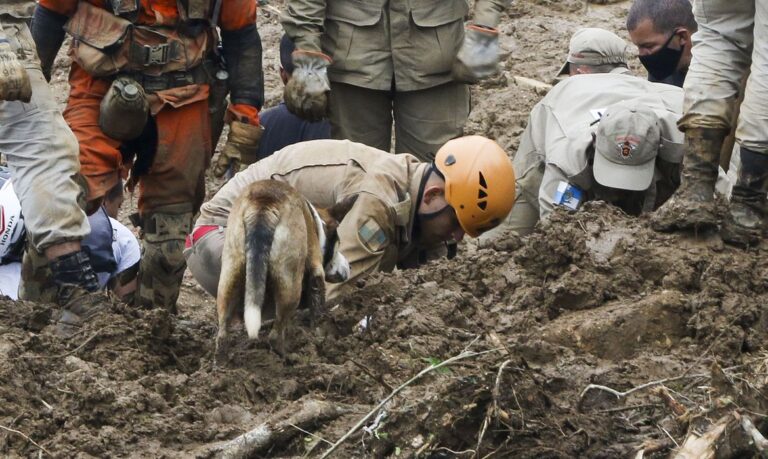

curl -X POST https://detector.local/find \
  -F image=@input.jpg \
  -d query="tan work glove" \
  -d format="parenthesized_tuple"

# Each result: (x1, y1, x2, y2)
(213, 120, 264, 177)
(452, 25, 501, 84)
(0, 38, 32, 102)
(283, 50, 331, 122)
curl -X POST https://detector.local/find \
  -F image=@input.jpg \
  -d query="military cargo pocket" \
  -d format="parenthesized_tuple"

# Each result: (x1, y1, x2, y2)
(326, 0, 384, 26)
(324, 1, 384, 67)
(409, 0, 468, 27)
(406, 0, 468, 78)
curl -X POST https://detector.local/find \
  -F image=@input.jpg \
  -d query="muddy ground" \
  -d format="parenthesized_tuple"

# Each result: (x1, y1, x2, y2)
(3, 0, 768, 457)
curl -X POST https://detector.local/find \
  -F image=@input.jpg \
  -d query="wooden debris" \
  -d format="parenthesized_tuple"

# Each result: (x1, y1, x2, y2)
(513, 75, 553, 94)
(672, 415, 730, 459)
(198, 398, 362, 459)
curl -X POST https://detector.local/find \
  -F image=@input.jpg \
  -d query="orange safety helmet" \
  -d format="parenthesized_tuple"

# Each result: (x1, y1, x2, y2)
(434, 136, 516, 237)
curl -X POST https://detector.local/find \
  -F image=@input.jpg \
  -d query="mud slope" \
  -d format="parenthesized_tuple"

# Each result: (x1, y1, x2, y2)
(2, 202, 768, 458)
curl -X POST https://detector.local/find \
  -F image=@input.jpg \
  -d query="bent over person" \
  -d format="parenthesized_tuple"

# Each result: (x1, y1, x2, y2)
(186, 137, 516, 301)
(481, 70, 685, 239)
(0, 0, 109, 336)
(32, 0, 265, 311)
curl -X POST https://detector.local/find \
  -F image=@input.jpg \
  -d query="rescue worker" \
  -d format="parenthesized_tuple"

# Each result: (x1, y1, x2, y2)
(0, 175, 140, 302)
(482, 32, 685, 238)
(651, 0, 766, 247)
(31, 0, 265, 312)
(280, 0, 509, 161)
(556, 28, 630, 77)
(0, 1, 107, 334)
(185, 136, 516, 300)
(257, 34, 330, 161)
(627, 0, 696, 88)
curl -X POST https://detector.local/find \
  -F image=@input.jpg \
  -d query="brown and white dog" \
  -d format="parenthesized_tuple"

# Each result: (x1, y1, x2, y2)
(215, 180, 357, 358)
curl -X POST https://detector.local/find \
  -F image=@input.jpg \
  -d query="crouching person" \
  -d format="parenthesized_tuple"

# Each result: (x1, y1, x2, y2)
(185, 137, 516, 304)
(480, 68, 686, 241)
(0, 175, 140, 302)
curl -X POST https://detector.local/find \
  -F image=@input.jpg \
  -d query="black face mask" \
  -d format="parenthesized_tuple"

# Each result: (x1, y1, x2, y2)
(639, 32, 684, 81)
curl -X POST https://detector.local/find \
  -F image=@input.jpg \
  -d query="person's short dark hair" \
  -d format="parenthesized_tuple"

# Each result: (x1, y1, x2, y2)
(627, 0, 697, 34)
(280, 34, 297, 75)
(105, 178, 124, 204)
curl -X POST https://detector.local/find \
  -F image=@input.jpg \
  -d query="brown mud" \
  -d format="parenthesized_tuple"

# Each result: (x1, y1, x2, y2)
(3, 202, 768, 458)
(5, 0, 768, 457)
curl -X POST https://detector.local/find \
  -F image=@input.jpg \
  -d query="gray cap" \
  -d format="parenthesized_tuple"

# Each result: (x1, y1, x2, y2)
(593, 102, 661, 191)
(558, 28, 629, 75)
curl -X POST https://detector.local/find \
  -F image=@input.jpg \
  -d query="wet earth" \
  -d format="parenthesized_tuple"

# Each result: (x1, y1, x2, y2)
(4, 0, 768, 457)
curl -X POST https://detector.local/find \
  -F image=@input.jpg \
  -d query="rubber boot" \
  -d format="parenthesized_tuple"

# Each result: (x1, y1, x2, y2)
(136, 208, 192, 313)
(651, 128, 728, 232)
(49, 250, 109, 337)
(720, 147, 768, 247)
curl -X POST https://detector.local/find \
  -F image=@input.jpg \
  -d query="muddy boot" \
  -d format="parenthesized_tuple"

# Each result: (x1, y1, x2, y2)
(49, 250, 109, 337)
(19, 244, 58, 303)
(651, 128, 728, 232)
(136, 208, 192, 313)
(720, 147, 768, 247)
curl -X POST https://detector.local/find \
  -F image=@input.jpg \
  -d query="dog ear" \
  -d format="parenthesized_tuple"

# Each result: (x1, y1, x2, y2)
(328, 194, 359, 222)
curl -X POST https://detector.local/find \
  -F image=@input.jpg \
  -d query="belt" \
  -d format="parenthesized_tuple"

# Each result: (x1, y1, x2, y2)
(185, 225, 219, 249)
(123, 64, 211, 93)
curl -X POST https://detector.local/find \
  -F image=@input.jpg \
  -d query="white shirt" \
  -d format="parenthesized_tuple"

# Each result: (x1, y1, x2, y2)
(0, 218, 140, 300)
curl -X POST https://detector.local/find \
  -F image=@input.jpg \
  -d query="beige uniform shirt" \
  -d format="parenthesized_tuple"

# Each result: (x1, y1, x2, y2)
(281, 0, 509, 92)
(197, 139, 429, 298)
(515, 71, 685, 223)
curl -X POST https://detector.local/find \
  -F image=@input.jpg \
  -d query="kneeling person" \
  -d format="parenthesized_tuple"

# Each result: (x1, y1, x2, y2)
(486, 71, 685, 238)
(186, 137, 516, 301)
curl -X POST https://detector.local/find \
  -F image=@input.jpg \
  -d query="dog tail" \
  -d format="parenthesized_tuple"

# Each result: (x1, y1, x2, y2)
(243, 207, 279, 339)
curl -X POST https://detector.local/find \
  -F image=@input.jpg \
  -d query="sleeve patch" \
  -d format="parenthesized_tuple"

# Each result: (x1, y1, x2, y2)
(357, 218, 388, 253)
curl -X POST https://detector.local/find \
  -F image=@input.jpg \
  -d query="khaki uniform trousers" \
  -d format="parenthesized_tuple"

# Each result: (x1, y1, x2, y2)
(0, 17, 89, 251)
(329, 82, 470, 161)
(680, 0, 768, 154)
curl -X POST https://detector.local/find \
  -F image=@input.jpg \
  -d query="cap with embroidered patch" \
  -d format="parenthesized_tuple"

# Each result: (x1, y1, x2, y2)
(593, 102, 661, 191)
(557, 28, 629, 76)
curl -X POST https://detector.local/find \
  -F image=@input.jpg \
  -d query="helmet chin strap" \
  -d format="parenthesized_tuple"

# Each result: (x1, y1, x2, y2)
(417, 203, 452, 221)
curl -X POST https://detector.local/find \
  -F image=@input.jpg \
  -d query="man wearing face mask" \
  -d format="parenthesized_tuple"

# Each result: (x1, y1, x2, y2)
(627, 0, 696, 88)
(185, 137, 516, 301)
(479, 60, 685, 240)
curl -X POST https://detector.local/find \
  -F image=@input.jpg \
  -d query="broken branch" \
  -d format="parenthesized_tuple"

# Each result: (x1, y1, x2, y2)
(579, 373, 707, 405)
(319, 348, 501, 459)
(200, 398, 361, 458)
(0, 424, 52, 456)
(735, 412, 768, 457)
(653, 386, 687, 417)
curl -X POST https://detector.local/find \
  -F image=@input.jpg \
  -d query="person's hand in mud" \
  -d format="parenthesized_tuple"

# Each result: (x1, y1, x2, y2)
(452, 25, 501, 84)
(0, 37, 32, 102)
(283, 50, 331, 122)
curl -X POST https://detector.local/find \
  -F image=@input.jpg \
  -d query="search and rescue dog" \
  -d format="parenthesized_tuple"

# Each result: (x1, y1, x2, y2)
(215, 180, 357, 358)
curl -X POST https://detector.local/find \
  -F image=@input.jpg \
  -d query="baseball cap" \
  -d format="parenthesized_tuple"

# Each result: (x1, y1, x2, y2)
(593, 102, 661, 191)
(557, 28, 629, 75)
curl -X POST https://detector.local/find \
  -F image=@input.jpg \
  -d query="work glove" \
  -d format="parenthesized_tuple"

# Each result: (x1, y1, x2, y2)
(452, 25, 501, 84)
(284, 50, 331, 122)
(0, 38, 32, 102)
(213, 120, 264, 177)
